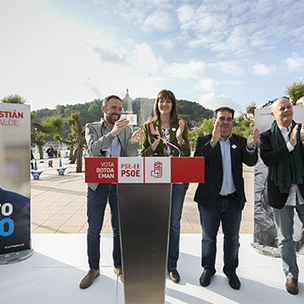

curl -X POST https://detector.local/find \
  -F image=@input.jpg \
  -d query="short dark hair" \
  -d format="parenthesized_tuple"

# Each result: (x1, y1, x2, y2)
(102, 95, 121, 107)
(213, 107, 235, 120)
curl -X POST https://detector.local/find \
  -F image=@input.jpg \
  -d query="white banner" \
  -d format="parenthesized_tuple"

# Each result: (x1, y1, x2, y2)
(0, 103, 32, 258)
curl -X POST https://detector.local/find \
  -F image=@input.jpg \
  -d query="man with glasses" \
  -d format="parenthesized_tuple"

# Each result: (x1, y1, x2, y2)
(194, 106, 259, 290)
(260, 97, 304, 295)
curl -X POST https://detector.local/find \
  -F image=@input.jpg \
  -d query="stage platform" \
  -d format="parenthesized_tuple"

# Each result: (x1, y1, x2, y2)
(1, 234, 303, 304)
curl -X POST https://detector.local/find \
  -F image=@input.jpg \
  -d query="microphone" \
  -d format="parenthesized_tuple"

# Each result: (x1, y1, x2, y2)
(102, 149, 111, 157)
(151, 134, 181, 157)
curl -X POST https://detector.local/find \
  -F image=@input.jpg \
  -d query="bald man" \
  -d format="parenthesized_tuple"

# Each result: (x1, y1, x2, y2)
(260, 97, 304, 295)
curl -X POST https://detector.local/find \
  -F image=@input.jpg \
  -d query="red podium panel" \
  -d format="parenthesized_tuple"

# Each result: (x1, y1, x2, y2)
(171, 157, 204, 183)
(85, 157, 204, 184)
(85, 157, 118, 183)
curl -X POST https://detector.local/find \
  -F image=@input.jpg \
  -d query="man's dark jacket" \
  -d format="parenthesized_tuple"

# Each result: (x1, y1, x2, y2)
(259, 129, 304, 209)
(194, 134, 258, 209)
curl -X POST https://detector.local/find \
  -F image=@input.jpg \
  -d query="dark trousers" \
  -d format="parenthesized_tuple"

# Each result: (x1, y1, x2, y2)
(198, 194, 242, 275)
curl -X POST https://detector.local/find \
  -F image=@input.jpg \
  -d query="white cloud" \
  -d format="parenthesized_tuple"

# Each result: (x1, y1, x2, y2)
(176, 5, 197, 30)
(199, 79, 218, 92)
(159, 39, 175, 50)
(142, 11, 174, 32)
(198, 92, 241, 112)
(168, 59, 243, 80)
(286, 54, 304, 71)
(114, 0, 173, 25)
(176, 0, 304, 56)
(131, 43, 166, 73)
(253, 63, 277, 75)
(215, 61, 244, 77)
(219, 25, 249, 55)
(1, 0, 304, 114)
(93, 47, 128, 64)
(168, 61, 210, 79)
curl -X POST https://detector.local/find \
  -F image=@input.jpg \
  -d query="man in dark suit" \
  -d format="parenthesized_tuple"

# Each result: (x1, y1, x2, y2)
(260, 97, 304, 295)
(194, 106, 259, 290)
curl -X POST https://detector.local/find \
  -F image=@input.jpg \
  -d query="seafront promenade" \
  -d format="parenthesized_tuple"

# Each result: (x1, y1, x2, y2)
(30, 157, 254, 235)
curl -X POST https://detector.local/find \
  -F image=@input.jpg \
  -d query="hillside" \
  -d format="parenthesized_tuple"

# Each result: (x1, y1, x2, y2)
(32, 97, 213, 128)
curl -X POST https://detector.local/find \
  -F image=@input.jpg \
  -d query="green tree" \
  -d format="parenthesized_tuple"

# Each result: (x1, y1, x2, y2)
(1, 94, 26, 104)
(232, 104, 256, 138)
(31, 113, 46, 159)
(32, 114, 64, 158)
(245, 103, 256, 118)
(233, 114, 253, 138)
(54, 132, 77, 161)
(189, 118, 214, 150)
(286, 79, 304, 105)
(55, 112, 85, 172)
(178, 114, 193, 130)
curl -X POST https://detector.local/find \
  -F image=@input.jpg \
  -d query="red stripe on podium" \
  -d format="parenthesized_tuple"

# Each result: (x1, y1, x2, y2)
(171, 157, 204, 183)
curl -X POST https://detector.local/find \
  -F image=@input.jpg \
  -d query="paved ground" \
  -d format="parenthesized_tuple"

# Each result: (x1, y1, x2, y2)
(3, 234, 304, 304)
(31, 158, 254, 234)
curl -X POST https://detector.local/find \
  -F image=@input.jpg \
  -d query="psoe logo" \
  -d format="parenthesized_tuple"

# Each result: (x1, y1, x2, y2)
(151, 161, 163, 178)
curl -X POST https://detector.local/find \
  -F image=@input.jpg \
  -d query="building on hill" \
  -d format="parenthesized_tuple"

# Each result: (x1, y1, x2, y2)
(123, 89, 133, 113)
(122, 89, 138, 129)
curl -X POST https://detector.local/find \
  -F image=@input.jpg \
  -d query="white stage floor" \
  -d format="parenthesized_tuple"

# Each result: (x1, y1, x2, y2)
(1, 234, 303, 304)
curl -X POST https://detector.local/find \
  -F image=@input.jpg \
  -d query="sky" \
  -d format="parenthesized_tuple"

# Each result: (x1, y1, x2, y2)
(1, 0, 304, 113)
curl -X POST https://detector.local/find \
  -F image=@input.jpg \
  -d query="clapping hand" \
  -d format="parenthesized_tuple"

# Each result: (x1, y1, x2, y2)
(290, 124, 301, 147)
(210, 119, 222, 146)
(300, 123, 304, 142)
(247, 128, 260, 149)
(150, 123, 161, 151)
(176, 120, 185, 145)
(111, 117, 129, 137)
(131, 128, 143, 144)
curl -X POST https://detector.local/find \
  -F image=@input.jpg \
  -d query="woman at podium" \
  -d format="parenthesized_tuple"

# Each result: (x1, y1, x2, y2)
(141, 89, 190, 284)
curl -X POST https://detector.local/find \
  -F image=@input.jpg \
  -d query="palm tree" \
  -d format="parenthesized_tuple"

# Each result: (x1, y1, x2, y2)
(31, 113, 64, 158)
(55, 112, 85, 172)
(286, 79, 304, 105)
(1, 94, 26, 104)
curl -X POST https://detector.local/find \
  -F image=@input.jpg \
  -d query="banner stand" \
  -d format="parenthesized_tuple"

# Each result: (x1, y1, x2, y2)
(250, 242, 280, 258)
(0, 103, 32, 262)
(0, 249, 34, 265)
